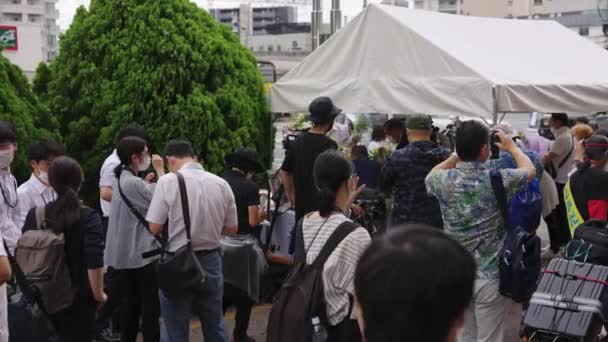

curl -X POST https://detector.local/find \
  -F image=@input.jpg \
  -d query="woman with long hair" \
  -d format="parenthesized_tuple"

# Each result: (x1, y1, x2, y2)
(105, 136, 164, 342)
(297, 150, 370, 341)
(22, 156, 106, 341)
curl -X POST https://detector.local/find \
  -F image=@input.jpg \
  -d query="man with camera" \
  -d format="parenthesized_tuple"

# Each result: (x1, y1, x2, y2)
(425, 120, 535, 342)
(279, 96, 340, 223)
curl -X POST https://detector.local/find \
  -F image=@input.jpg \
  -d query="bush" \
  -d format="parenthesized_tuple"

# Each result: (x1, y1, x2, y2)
(0, 54, 58, 182)
(46, 0, 271, 205)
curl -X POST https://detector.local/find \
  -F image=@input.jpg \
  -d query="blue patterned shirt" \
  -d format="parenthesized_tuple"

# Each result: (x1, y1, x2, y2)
(425, 162, 528, 279)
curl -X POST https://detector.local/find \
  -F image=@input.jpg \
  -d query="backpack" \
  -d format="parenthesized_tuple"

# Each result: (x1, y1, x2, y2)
(490, 170, 541, 303)
(266, 219, 358, 342)
(14, 207, 74, 314)
(509, 178, 542, 233)
(565, 220, 608, 266)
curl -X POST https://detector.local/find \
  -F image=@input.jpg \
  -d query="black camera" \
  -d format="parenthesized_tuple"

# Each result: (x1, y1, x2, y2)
(490, 130, 501, 159)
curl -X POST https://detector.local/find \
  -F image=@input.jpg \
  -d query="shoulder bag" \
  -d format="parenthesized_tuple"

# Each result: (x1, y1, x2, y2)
(155, 172, 206, 299)
(545, 136, 574, 179)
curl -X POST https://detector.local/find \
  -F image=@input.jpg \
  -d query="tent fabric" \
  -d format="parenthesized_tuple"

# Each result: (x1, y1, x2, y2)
(269, 4, 608, 118)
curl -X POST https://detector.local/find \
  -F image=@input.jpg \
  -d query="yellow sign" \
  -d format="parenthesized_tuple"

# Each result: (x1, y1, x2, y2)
(564, 181, 585, 237)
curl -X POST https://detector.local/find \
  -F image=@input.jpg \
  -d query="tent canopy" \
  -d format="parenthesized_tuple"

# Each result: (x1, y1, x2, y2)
(269, 4, 608, 120)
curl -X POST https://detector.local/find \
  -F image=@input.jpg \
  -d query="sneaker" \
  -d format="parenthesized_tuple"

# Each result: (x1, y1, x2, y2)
(94, 328, 120, 342)
(541, 247, 557, 260)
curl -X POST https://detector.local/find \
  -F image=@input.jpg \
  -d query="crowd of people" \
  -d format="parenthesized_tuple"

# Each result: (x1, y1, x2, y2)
(0, 94, 605, 342)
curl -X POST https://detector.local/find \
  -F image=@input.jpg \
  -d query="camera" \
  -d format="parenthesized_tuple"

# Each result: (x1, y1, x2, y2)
(490, 130, 501, 159)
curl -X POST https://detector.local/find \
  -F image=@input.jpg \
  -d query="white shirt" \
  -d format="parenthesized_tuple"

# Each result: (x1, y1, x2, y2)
(302, 213, 371, 325)
(99, 150, 120, 217)
(146, 162, 238, 252)
(0, 169, 20, 252)
(15, 174, 56, 231)
(550, 127, 575, 185)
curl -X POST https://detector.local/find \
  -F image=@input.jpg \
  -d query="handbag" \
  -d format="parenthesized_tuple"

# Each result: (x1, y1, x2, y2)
(155, 172, 207, 299)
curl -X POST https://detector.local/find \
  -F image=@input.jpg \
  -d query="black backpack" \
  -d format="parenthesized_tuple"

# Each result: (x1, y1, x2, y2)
(266, 219, 358, 342)
(490, 170, 541, 303)
(566, 220, 608, 266)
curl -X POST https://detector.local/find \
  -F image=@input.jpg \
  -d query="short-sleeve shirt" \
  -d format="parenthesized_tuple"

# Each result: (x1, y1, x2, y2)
(222, 170, 260, 236)
(302, 213, 371, 325)
(281, 132, 338, 222)
(489, 149, 543, 182)
(425, 162, 528, 279)
(105, 169, 159, 269)
(99, 150, 120, 217)
(550, 127, 575, 184)
(146, 162, 238, 252)
(569, 166, 608, 222)
(382, 141, 451, 228)
(0, 169, 20, 252)
(16, 174, 57, 231)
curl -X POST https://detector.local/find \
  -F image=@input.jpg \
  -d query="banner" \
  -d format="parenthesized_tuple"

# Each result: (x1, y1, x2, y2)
(0, 26, 18, 51)
(564, 181, 584, 237)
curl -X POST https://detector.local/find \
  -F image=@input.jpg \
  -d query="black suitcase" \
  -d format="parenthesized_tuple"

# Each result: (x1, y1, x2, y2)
(522, 259, 608, 342)
(567, 220, 608, 267)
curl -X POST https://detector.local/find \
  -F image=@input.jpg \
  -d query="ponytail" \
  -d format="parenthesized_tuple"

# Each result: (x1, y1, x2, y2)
(318, 188, 337, 218)
(47, 187, 81, 234)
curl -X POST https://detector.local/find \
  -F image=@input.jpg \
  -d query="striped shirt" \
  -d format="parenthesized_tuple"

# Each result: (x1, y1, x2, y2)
(302, 212, 371, 325)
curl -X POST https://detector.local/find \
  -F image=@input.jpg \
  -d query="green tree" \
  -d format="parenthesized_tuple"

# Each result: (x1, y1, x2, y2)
(0, 53, 58, 182)
(32, 62, 51, 99)
(47, 0, 271, 204)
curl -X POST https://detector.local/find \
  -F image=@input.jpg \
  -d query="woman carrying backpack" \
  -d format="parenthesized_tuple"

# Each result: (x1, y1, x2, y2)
(300, 150, 370, 341)
(22, 156, 106, 342)
(104, 136, 165, 342)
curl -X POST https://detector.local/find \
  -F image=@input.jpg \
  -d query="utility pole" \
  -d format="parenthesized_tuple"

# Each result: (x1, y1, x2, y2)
(312, 0, 321, 50)
(330, 0, 342, 35)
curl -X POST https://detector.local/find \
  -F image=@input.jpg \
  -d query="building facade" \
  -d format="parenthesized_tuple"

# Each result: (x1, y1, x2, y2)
(0, 0, 59, 78)
(210, 5, 297, 36)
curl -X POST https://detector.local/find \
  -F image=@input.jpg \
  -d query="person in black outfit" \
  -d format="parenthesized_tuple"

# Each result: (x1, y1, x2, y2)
(279, 96, 340, 223)
(23, 157, 106, 342)
(222, 147, 266, 342)
(351, 145, 381, 189)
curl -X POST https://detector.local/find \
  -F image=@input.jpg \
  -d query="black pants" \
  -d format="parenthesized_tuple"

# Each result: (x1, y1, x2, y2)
(120, 262, 161, 342)
(51, 296, 97, 342)
(223, 283, 254, 340)
(96, 217, 127, 333)
(547, 183, 570, 252)
(328, 319, 362, 342)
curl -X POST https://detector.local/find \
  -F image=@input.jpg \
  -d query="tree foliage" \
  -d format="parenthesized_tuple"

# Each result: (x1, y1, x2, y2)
(47, 0, 271, 202)
(0, 53, 58, 182)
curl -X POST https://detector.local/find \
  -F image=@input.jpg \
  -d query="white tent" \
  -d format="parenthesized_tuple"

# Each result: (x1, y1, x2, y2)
(269, 4, 608, 121)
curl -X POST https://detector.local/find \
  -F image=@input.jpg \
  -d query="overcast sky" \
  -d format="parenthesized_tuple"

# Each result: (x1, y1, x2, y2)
(57, 0, 388, 30)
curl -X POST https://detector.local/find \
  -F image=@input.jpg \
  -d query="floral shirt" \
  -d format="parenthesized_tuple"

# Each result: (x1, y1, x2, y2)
(425, 162, 528, 279)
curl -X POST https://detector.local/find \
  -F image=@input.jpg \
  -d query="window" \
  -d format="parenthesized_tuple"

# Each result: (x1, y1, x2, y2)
(534, 0, 542, 5)
(28, 14, 41, 23)
(579, 27, 589, 36)
(277, 45, 281, 52)
(268, 45, 274, 52)
(508, 0, 513, 5)
(4, 13, 22, 22)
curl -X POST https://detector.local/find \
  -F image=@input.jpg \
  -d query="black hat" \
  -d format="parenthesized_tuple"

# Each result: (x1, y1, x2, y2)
(225, 147, 263, 173)
(308, 97, 342, 124)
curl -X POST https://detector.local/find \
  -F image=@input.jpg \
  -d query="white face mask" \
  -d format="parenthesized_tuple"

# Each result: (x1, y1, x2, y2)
(139, 155, 151, 172)
(37, 171, 49, 185)
(0, 148, 14, 169)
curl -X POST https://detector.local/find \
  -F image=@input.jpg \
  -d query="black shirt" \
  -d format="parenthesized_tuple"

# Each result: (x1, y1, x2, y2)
(222, 170, 261, 235)
(23, 205, 104, 299)
(352, 159, 381, 189)
(281, 132, 338, 222)
(570, 166, 608, 222)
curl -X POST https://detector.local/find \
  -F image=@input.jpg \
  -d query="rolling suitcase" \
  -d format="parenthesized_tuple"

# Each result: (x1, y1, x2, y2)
(522, 259, 608, 341)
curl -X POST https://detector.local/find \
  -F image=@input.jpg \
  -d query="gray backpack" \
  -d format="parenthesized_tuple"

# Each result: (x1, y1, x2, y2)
(15, 207, 74, 314)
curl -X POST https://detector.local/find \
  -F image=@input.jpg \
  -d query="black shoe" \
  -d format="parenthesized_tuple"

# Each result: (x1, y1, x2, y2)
(94, 328, 120, 342)
(234, 336, 255, 342)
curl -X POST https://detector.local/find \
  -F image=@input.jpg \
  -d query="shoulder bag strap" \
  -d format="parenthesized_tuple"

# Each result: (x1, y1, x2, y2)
(3, 239, 44, 311)
(117, 174, 162, 244)
(176, 172, 192, 242)
(35, 206, 45, 230)
(489, 170, 511, 231)
(558, 136, 575, 169)
(311, 221, 359, 269)
(294, 219, 305, 263)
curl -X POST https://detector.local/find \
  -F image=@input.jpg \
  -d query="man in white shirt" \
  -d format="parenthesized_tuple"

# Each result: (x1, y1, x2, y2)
(0, 121, 18, 341)
(542, 113, 576, 256)
(96, 123, 150, 342)
(15, 139, 64, 230)
(147, 139, 238, 342)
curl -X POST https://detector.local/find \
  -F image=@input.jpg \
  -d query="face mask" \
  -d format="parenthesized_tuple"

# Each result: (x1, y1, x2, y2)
(139, 155, 151, 172)
(0, 148, 14, 169)
(550, 127, 558, 136)
(37, 171, 49, 185)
